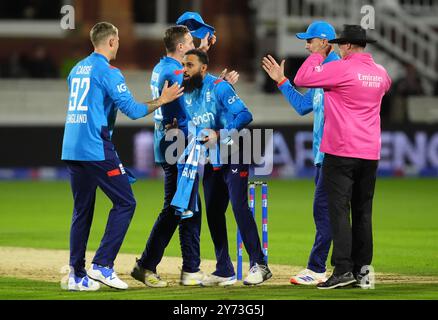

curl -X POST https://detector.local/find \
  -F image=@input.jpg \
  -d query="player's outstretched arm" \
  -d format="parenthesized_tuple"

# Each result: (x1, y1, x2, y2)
(145, 81, 184, 115)
(216, 82, 253, 130)
(294, 53, 344, 88)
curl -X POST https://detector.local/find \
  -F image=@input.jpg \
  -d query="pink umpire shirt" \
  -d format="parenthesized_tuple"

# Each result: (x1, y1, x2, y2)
(294, 52, 391, 160)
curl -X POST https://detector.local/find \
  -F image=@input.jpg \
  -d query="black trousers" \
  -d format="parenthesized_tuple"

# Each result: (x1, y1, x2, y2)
(139, 163, 201, 273)
(322, 153, 378, 275)
(203, 162, 266, 277)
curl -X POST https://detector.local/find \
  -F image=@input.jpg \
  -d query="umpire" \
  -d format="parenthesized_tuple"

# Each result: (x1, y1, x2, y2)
(294, 25, 392, 289)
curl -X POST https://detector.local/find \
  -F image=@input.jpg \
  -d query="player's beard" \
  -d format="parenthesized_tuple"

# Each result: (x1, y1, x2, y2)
(183, 72, 204, 93)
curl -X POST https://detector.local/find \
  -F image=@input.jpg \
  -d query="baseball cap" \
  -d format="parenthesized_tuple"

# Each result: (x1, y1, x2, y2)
(176, 12, 215, 39)
(296, 21, 336, 41)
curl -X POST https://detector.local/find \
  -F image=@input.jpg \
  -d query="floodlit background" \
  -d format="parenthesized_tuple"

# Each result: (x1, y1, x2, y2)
(0, 0, 437, 179)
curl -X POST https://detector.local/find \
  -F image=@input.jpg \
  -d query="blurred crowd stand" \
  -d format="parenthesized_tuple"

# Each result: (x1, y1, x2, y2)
(0, 45, 58, 78)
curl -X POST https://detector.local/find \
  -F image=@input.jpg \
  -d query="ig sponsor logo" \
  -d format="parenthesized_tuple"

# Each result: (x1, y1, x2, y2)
(117, 83, 127, 93)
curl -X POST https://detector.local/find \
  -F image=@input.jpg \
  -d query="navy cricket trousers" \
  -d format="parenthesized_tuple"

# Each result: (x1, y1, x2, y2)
(138, 163, 201, 273)
(203, 162, 266, 277)
(65, 159, 136, 278)
(307, 165, 332, 273)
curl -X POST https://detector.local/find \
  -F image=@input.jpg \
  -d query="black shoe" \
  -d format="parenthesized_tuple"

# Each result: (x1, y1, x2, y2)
(317, 272, 356, 289)
(131, 258, 169, 287)
(130, 258, 146, 284)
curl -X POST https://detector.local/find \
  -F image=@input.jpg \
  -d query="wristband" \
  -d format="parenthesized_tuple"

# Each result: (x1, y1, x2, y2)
(277, 78, 288, 87)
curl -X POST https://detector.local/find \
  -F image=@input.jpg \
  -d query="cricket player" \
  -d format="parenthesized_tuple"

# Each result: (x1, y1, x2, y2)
(61, 22, 183, 291)
(131, 16, 238, 287)
(131, 25, 208, 288)
(262, 21, 339, 285)
(178, 49, 272, 286)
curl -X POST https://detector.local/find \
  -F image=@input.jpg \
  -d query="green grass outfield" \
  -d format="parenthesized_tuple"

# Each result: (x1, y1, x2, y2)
(0, 178, 437, 300)
(1, 277, 437, 300)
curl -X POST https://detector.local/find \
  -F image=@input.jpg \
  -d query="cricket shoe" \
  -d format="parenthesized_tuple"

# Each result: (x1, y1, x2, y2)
(317, 272, 356, 289)
(180, 270, 206, 286)
(354, 266, 374, 289)
(130, 259, 168, 288)
(290, 269, 327, 285)
(243, 263, 272, 285)
(66, 273, 100, 291)
(88, 264, 128, 290)
(201, 274, 237, 287)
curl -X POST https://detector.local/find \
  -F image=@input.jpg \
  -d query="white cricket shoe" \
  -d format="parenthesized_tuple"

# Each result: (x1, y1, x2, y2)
(66, 273, 100, 291)
(180, 270, 206, 286)
(88, 264, 128, 290)
(354, 266, 375, 289)
(290, 269, 328, 285)
(243, 263, 272, 285)
(202, 274, 237, 287)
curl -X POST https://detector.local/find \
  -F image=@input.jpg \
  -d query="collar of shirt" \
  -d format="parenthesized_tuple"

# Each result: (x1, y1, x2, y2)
(203, 73, 216, 84)
(91, 52, 109, 63)
(162, 56, 183, 68)
(343, 52, 373, 61)
(323, 51, 340, 64)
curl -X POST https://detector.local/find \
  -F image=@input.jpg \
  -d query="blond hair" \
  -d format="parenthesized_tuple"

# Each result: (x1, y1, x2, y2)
(90, 22, 118, 47)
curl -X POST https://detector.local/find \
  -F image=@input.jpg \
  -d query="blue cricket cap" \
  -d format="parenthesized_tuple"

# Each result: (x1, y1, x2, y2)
(176, 11, 215, 39)
(296, 21, 336, 41)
